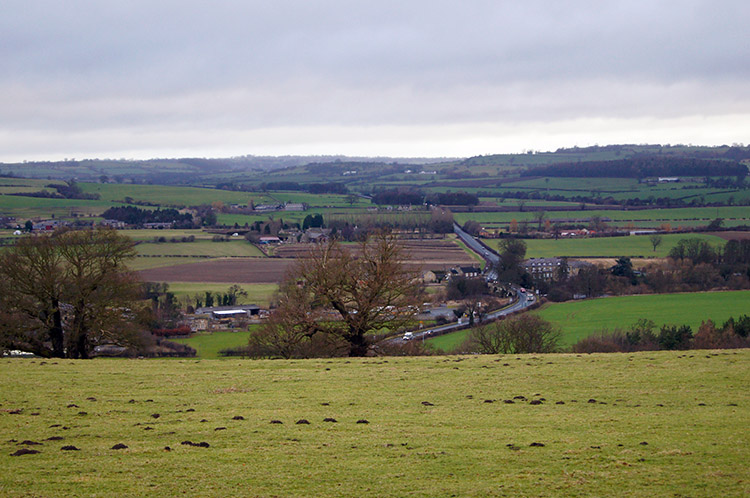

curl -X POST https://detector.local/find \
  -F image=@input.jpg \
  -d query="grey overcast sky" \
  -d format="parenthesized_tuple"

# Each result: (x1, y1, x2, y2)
(1, 0, 749, 161)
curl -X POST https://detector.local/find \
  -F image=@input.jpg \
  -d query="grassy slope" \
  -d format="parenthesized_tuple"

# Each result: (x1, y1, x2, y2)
(1, 352, 748, 497)
(535, 290, 750, 346)
(483, 233, 726, 259)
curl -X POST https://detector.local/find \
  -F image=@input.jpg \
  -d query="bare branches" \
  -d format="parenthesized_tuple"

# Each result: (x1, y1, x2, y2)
(254, 232, 422, 357)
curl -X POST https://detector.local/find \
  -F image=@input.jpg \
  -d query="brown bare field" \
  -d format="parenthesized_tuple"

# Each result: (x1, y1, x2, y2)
(139, 240, 477, 284)
(138, 258, 295, 283)
(275, 240, 476, 266)
(577, 257, 662, 269)
(707, 231, 750, 241)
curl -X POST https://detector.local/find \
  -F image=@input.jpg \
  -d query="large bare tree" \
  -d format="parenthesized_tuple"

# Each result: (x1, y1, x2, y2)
(258, 233, 422, 357)
(0, 228, 145, 358)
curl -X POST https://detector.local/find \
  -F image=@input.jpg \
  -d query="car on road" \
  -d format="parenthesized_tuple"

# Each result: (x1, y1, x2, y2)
(403, 332, 413, 341)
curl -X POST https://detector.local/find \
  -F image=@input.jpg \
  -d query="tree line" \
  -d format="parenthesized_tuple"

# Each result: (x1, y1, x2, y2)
(521, 157, 747, 179)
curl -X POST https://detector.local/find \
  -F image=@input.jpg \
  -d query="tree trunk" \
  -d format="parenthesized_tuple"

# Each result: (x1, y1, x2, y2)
(50, 299, 65, 358)
(347, 332, 370, 357)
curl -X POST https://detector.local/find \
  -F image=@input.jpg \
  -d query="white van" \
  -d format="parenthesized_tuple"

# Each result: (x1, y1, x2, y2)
(403, 332, 414, 341)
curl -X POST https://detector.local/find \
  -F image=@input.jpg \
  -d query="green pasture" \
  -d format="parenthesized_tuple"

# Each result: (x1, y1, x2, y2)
(79, 182, 276, 207)
(135, 239, 265, 258)
(483, 233, 726, 259)
(428, 290, 750, 351)
(164, 283, 277, 308)
(172, 329, 256, 359)
(535, 290, 750, 346)
(122, 229, 215, 241)
(455, 205, 750, 226)
(0, 194, 115, 219)
(426, 329, 470, 352)
(1, 352, 748, 497)
(216, 207, 367, 228)
(265, 192, 369, 207)
(0, 177, 65, 188)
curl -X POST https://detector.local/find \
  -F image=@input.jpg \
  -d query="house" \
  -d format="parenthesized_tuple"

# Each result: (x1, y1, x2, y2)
(302, 228, 332, 243)
(32, 220, 63, 231)
(524, 257, 565, 281)
(458, 266, 481, 278)
(101, 219, 126, 229)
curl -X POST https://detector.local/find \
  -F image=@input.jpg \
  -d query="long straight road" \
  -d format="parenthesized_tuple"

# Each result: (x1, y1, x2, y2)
(392, 224, 532, 343)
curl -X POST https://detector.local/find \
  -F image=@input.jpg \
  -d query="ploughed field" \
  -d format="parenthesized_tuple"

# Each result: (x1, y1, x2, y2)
(137, 239, 477, 284)
(1, 351, 748, 497)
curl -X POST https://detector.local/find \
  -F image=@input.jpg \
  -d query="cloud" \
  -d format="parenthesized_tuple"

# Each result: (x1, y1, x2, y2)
(1, 1, 749, 161)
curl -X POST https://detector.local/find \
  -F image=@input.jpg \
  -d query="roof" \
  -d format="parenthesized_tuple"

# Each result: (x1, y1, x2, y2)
(194, 305, 260, 315)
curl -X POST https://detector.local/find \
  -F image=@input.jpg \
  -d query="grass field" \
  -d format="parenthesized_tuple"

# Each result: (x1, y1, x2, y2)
(171, 329, 255, 359)
(1, 351, 748, 497)
(483, 233, 726, 259)
(165, 283, 277, 308)
(427, 290, 750, 351)
(454, 206, 750, 227)
(135, 240, 266, 258)
(79, 183, 276, 207)
(535, 290, 750, 346)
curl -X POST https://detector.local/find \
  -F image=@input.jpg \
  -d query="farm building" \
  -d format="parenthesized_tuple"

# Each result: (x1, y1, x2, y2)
(194, 305, 261, 319)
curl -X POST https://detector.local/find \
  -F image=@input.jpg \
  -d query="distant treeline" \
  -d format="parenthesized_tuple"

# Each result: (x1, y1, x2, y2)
(102, 206, 194, 227)
(216, 181, 349, 194)
(522, 157, 747, 179)
(371, 188, 479, 206)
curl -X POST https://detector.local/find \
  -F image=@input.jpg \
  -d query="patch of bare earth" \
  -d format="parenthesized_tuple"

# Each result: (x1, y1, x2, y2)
(706, 231, 750, 241)
(138, 258, 295, 284)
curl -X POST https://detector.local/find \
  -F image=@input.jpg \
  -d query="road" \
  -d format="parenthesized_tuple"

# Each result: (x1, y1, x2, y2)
(392, 224, 534, 343)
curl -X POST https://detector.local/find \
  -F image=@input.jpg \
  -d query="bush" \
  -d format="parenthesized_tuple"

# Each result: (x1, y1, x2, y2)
(466, 314, 561, 354)
(152, 326, 192, 337)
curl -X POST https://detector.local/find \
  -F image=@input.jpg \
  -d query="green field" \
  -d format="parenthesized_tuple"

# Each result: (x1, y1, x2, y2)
(135, 240, 266, 258)
(427, 290, 750, 351)
(454, 206, 750, 228)
(79, 183, 275, 207)
(483, 233, 726, 259)
(426, 329, 471, 352)
(172, 329, 255, 359)
(122, 229, 216, 242)
(535, 290, 750, 346)
(165, 283, 277, 308)
(0, 194, 116, 219)
(1, 352, 748, 496)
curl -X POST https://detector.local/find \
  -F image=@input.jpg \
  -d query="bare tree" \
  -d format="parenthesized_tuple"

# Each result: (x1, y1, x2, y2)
(467, 314, 561, 354)
(252, 232, 422, 356)
(533, 211, 546, 231)
(649, 234, 663, 252)
(0, 228, 145, 358)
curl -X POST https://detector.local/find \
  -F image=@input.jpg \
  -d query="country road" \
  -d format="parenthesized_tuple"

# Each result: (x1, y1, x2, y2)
(388, 224, 533, 344)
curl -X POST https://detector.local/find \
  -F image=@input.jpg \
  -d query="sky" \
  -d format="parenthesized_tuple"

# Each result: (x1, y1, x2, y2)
(1, 1, 749, 162)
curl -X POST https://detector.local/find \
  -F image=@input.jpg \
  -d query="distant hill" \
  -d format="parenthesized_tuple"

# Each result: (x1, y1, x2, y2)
(0, 155, 455, 183)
